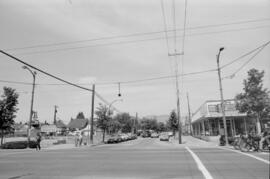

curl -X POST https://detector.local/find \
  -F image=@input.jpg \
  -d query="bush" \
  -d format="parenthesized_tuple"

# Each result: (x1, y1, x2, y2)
(1, 141, 37, 149)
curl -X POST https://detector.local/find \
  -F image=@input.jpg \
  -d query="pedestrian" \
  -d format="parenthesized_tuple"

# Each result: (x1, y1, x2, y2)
(78, 132, 83, 146)
(36, 133, 42, 150)
(259, 129, 270, 150)
(75, 132, 79, 147)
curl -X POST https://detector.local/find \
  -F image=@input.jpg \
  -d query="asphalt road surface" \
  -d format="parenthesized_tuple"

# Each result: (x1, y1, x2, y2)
(0, 137, 269, 179)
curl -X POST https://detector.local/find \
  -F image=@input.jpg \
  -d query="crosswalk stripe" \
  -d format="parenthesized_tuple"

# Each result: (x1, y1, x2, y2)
(185, 146, 214, 179)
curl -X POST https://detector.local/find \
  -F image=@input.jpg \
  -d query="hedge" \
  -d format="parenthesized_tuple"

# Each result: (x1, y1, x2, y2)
(1, 141, 37, 149)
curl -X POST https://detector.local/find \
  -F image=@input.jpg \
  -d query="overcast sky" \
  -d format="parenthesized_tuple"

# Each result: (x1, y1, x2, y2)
(0, 0, 269, 124)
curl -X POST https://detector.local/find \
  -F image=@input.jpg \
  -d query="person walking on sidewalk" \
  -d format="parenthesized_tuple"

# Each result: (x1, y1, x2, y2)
(36, 133, 42, 150)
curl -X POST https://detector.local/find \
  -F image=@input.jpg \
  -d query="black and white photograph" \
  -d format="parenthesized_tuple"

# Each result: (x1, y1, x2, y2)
(0, 0, 269, 178)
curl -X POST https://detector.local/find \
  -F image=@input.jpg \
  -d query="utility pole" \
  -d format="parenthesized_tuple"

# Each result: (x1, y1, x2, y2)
(134, 112, 138, 134)
(22, 66, 36, 148)
(53, 105, 58, 125)
(169, 51, 183, 144)
(90, 84, 95, 144)
(186, 93, 192, 136)
(216, 47, 228, 145)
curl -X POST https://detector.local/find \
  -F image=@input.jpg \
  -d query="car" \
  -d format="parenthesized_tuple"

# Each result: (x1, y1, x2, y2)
(167, 132, 173, 137)
(107, 134, 122, 144)
(160, 133, 169, 141)
(151, 133, 159, 138)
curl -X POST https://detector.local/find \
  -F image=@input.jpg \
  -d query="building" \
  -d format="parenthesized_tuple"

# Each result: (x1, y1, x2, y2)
(191, 99, 253, 141)
(67, 112, 88, 131)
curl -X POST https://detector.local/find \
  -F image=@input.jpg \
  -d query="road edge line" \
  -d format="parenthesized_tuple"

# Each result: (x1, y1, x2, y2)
(185, 146, 214, 179)
(218, 146, 270, 165)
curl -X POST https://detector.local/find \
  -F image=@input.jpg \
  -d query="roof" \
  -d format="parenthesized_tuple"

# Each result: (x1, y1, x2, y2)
(55, 120, 67, 128)
(68, 118, 88, 130)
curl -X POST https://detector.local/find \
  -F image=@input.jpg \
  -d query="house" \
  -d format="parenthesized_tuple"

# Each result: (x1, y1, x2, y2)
(67, 112, 88, 131)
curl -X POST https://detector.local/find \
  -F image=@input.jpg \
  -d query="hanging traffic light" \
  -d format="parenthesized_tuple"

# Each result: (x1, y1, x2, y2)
(118, 82, 121, 97)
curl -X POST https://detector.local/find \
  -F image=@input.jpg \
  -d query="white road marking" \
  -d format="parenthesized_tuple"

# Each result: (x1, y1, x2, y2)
(218, 147, 270, 165)
(185, 146, 214, 179)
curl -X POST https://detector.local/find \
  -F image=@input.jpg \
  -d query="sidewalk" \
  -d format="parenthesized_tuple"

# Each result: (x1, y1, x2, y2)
(170, 135, 219, 148)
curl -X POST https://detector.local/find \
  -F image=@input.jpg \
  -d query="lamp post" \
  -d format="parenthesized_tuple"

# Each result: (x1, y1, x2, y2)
(108, 99, 123, 115)
(216, 47, 228, 145)
(23, 66, 37, 148)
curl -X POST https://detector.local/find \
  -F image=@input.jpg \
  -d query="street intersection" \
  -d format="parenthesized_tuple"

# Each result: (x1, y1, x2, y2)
(0, 136, 269, 179)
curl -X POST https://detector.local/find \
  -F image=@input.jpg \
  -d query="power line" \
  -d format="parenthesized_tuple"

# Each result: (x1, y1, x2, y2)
(0, 50, 118, 109)
(0, 50, 93, 92)
(1, 41, 269, 87)
(2, 18, 269, 52)
(11, 25, 270, 56)
(160, 0, 171, 53)
(2, 25, 266, 56)
(220, 40, 270, 69)
(180, 0, 188, 90)
(223, 43, 269, 79)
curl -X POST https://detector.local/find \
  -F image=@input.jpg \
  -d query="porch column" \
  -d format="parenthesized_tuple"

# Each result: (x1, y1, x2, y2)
(244, 118, 247, 135)
(208, 119, 213, 136)
(230, 118, 234, 137)
(218, 118, 221, 135)
(233, 118, 236, 136)
(202, 120, 205, 135)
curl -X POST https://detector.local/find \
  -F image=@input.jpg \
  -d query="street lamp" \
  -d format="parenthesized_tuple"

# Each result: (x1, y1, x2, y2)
(216, 47, 228, 145)
(22, 66, 37, 148)
(108, 99, 123, 115)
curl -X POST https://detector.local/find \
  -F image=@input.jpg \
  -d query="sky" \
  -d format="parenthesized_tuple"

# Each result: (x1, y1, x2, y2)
(0, 0, 269, 124)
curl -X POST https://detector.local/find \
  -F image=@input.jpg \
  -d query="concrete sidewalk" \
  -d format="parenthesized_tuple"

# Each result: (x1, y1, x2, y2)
(170, 135, 219, 148)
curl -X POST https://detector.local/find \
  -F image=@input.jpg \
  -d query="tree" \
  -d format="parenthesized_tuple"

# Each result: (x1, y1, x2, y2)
(157, 122, 166, 133)
(95, 103, 111, 142)
(167, 110, 178, 136)
(235, 69, 270, 134)
(107, 118, 121, 134)
(114, 113, 133, 133)
(0, 87, 19, 145)
(140, 117, 158, 131)
(76, 112, 85, 119)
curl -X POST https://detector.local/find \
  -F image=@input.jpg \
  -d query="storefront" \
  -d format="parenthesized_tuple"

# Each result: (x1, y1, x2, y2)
(191, 99, 254, 139)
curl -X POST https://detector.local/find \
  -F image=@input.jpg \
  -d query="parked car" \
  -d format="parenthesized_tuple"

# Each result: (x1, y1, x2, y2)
(151, 133, 159, 138)
(142, 131, 151, 138)
(107, 134, 121, 144)
(167, 132, 173, 137)
(160, 133, 169, 141)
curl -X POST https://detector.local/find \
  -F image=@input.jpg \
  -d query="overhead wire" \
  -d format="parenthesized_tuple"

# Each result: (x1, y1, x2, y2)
(220, 40, 270, 69)
(0, 50, 119, 110)
(223, 43, 269, 79)
(4, 18, 270, 52)
(180, 0, 188, 90)
(7, 25, 270, 56)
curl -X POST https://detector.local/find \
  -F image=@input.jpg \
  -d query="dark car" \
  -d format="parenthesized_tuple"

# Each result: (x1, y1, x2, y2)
(160, 133, 169, 141)
(107, 135, 121, 144)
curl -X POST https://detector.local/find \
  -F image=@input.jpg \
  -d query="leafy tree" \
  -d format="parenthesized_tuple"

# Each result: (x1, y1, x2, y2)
(157, 122, 166, 132)
(167, 110, 178, 136)
(140, 118, 158, 131)
(107, 118, 121, 134)
(114, 113, 133, 133)
(95, 103, 111, 142)
(0, 87, 19, 145)
(76, 112, 85, 119)
(235, 69, 270, 134)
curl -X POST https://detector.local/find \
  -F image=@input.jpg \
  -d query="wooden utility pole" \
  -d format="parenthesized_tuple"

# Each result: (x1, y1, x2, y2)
(168, 51, 183, 144)
(90, 84, 95, 144)
(186, 93, 192, 136)
(53, 105, 58, 125)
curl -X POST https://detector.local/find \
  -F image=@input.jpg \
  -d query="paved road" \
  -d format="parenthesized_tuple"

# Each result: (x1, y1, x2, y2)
(0, 137, 269, 179)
